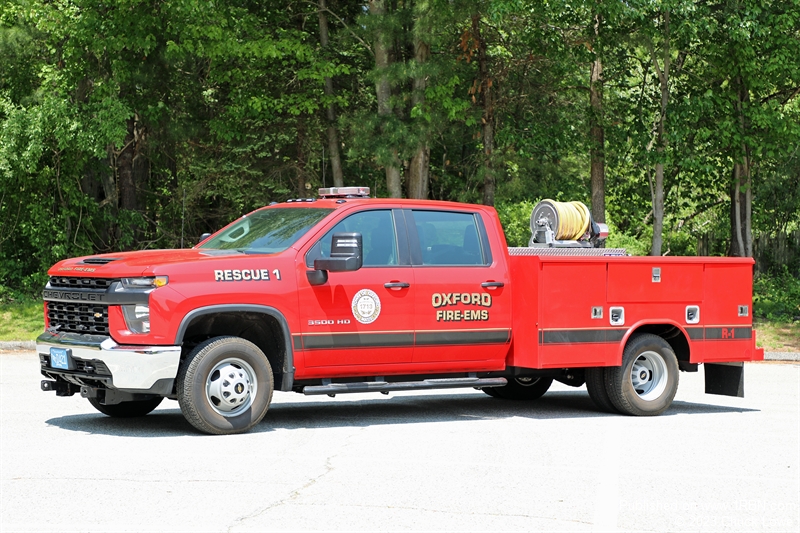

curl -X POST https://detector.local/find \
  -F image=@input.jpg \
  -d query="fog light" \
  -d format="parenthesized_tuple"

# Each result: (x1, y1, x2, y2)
(122, 304, 151, 334)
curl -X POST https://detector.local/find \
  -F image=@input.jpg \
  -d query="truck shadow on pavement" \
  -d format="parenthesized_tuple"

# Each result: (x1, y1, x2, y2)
(45, 389, 759, 437)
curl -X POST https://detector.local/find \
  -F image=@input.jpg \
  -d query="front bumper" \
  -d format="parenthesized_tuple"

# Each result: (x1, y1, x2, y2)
(37, 332, 181, 392)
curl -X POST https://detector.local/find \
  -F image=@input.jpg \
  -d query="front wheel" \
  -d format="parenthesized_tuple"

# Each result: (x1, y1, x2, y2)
(88, 396, 163, 417)
(177, 337, 274, 435)
(481, 386, 502, 398)
(605, 333, 679, 416)
(493, 377, 553, 400)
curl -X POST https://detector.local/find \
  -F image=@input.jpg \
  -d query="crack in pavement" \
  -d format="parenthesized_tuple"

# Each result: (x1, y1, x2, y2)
(226, 455, 336, 533)
(229, 500, 619, 531)
(225, 428, 368, 532)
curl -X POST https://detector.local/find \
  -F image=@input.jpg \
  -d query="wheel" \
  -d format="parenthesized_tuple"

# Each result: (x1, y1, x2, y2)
(585, 367, 618, 413)
(177, 336, 274, 435)
(88, 396, 163, 417)
(605, 333, 679, 416)
(493, 377, 553, 400)
(481, 386, 502, 398)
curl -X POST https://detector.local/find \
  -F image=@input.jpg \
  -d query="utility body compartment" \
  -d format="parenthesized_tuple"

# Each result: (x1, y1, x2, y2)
(506, 251, 763, 370)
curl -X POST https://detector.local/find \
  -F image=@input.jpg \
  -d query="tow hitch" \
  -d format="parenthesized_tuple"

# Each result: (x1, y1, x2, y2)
(41, 380, 79, 396)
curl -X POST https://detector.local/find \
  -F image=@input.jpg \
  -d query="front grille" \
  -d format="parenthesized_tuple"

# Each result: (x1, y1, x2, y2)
(49, 276, 116, 289)
(47, 301, 109, 334)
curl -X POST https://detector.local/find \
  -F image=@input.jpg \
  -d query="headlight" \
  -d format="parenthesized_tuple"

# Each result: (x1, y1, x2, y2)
(122, 304, 151, 334)
(121, 276, 168, 289)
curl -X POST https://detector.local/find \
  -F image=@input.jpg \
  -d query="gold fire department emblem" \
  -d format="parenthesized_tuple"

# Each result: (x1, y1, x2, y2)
(351, 289, 381, 324)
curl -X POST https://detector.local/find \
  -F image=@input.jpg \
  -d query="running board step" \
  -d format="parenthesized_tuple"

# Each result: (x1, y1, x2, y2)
(303, 377, 508, 396)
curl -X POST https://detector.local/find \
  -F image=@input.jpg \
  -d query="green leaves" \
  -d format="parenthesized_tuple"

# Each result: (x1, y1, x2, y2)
(1, 0, 799, 295)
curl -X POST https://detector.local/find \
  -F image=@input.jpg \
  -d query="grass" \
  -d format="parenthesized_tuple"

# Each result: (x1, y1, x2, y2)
(0, 299, 44, 342)
(754, 320, 800, 352)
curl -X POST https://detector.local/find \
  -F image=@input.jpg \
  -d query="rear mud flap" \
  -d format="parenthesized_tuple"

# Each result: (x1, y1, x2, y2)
(704, 362, 744, 398)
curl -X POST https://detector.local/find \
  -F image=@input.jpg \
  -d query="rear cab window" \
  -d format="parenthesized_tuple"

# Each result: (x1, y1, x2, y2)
(409, 210, 493, 266)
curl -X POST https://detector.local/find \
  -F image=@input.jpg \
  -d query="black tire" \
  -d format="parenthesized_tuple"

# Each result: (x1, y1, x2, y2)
(177, 336, 274, 435)
(88, 396, 163, 418)
(481, 386, 502, 398)
(585, 367, 618, 413)
(605, 333, 679, 416)
(493, 377, 553, 400)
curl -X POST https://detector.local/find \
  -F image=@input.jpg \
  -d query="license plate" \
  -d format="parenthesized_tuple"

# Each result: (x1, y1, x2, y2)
(50, 347, 71, 370)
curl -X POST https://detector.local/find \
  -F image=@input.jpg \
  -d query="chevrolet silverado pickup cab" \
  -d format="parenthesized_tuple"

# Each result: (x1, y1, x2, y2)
(38, 187, 763, 434)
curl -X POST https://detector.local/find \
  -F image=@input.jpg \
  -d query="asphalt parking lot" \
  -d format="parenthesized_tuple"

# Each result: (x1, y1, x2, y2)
(1, 351, 798, 532)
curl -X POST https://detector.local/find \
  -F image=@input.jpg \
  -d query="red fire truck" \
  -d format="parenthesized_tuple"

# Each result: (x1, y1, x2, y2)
(37, 187, 763, 434)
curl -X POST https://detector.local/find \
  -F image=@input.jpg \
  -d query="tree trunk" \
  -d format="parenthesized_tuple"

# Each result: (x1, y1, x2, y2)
(730, 76, 753, 257)
(369, 0, 402, 198)
(589, 15, 605, 223)
(117, 117, 138, 214)
(650, 163, 665, 255)
(407, 36, 430, 199)
(648, 11, 670, 256)
(730, 163, 746, 257)
(318, 0, 344, 187)
(472, 14, 495, 206)
(101, 145, 118, 211)
(296, 120, 307, 198)
(407, 145, 430, 199)
(115, 115, 146, 249)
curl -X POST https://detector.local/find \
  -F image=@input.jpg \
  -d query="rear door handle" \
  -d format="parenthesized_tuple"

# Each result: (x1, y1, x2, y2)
(384, 282, 410, 289)
(481, 281, 504, 289)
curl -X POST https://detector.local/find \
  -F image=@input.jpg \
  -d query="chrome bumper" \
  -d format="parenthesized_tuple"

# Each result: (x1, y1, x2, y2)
(37, 332, 182, 391)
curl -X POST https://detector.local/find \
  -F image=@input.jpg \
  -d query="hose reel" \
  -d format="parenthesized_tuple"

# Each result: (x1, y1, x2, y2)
(530, 199, 608, 248)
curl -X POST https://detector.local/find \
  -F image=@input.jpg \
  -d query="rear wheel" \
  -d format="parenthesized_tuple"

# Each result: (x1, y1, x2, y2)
(605, 333, 679, 416)
(178, 336, 274, 435)
(493, 377, 553, 400)
(585, 367, 618, 413)
(88, 396, 163, 418)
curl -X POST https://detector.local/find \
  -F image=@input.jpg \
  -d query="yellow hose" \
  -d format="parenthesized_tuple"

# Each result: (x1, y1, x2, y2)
(542, 200, 591, 240)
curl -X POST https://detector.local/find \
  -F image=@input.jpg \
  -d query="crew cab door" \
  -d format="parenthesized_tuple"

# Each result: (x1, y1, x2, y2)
(297, 208, 415, 369)
(407, 209, 511, 366)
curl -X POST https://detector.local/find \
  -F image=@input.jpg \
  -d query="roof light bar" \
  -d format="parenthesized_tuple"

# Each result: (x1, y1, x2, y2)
(318, 187, 370, 198)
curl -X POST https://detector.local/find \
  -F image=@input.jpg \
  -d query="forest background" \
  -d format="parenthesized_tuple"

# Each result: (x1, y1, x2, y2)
(1, 0, 799, 326)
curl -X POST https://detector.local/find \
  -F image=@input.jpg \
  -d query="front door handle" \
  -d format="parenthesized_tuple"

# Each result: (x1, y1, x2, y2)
(481, 281, 504, 289)
(384, 281, 410, 289)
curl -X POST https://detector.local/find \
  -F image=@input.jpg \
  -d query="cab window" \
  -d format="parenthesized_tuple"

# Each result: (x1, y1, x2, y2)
(305, 210, 399, 267)
(412, 210, 486, 266)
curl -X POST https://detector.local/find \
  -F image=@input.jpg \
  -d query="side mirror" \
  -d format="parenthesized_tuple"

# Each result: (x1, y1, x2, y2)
(199, 232, 212, 242)
(315, 232, 363, 272)
(307, 233, 363, 285)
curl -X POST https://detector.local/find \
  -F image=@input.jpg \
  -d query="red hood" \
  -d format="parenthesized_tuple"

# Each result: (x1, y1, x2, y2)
(48, 249, 257, 278)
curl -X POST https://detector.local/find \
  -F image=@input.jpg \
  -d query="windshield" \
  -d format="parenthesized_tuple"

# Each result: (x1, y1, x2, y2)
(199, 208, 334, 253)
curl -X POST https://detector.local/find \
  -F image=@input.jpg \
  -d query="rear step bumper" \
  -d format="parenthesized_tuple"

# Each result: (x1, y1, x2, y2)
(303, 377, 508, 396)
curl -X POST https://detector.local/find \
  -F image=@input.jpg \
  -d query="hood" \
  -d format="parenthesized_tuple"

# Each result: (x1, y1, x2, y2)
(49, 249, 257, 278)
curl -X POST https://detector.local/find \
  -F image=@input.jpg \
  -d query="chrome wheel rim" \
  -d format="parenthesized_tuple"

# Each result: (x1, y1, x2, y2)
(630, 351, 667, 401)
(206, 358, 257, 417)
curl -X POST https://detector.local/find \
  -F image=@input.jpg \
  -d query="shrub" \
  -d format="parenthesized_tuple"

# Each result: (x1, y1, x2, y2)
(753, 268, 800, 321)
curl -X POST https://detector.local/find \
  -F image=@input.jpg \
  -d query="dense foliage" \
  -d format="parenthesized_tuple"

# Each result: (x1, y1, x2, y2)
(1, 0, 799, 295)
(754, 268, 800, 321)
